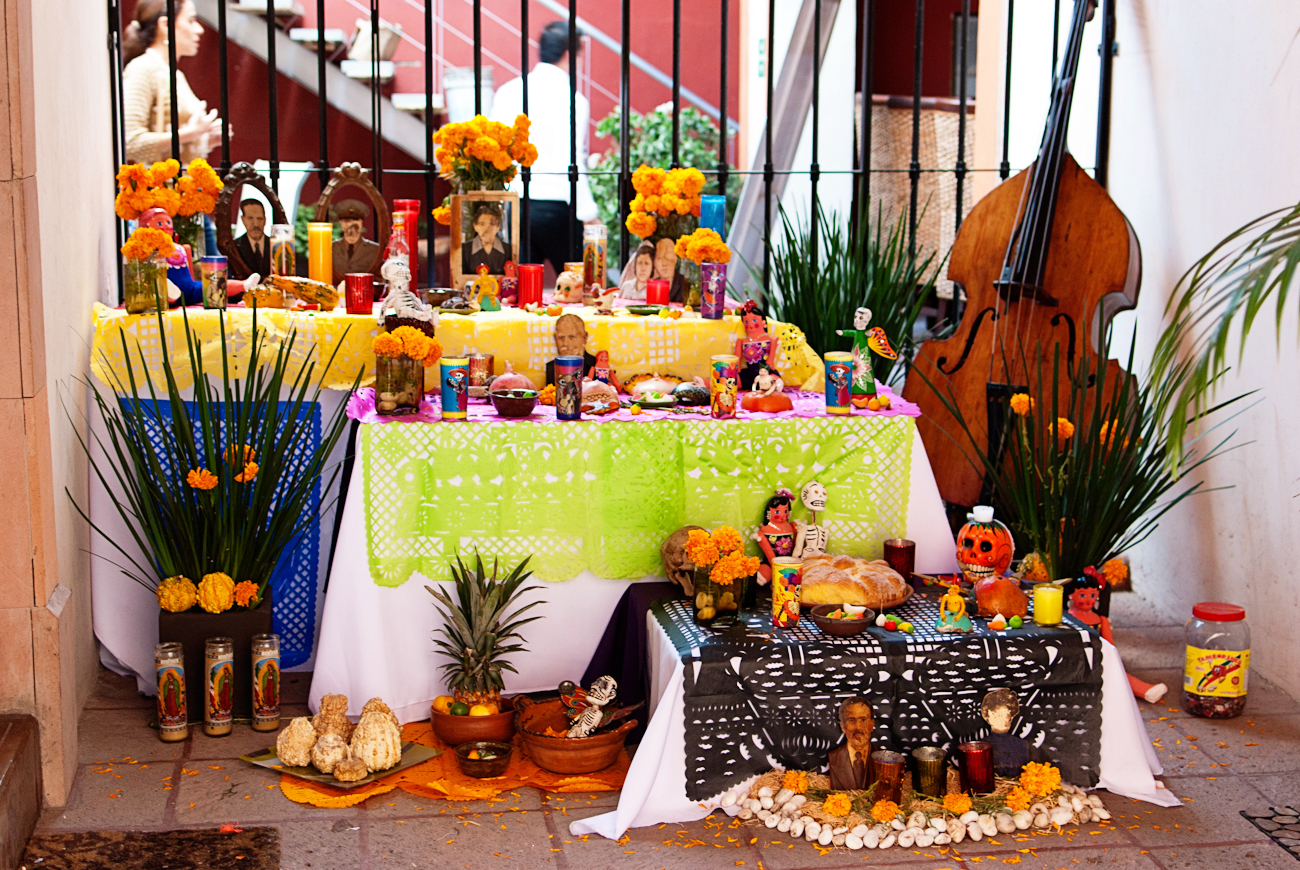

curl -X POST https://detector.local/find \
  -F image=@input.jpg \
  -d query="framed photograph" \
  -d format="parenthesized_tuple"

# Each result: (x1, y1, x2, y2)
(312, 162, 391, 284)
(214, 162, 289, 282)
(450, 190, 520, 293)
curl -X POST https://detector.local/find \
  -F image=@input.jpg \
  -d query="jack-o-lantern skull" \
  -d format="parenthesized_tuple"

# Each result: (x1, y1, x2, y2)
(660, 525, 705, 596)
(956, 505, 1015, 583)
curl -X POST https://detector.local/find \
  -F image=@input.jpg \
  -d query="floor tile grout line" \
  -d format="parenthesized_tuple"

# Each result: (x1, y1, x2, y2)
(541, 807, 573, 870)
(358, 814, 372, 870)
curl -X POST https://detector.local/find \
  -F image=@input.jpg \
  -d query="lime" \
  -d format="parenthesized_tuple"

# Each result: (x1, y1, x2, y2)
(449, 702, 470, 716)
(1009, 615, 1024, 629)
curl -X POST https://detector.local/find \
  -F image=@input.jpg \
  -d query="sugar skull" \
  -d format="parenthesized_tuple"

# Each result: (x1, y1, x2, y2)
(956, 505, 1015, 584)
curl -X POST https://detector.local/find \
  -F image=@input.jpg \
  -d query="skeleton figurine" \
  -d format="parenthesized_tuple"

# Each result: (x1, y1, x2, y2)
(565, 675, 619, 738)
(793, 480, 829, 558)
(660, 525, 706, 596)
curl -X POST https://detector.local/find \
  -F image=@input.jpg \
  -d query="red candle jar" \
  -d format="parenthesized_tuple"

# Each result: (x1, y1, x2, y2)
(344, 273, 374, 315)
(518, 264, 544, 306)
(646, 279, 670, 306)
(957, 741, 994, 794)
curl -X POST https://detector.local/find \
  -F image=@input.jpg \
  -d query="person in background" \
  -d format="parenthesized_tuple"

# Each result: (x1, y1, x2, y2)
(121, 0, 224, 165)
(489, 21, 598, 274)
(232, 199, 270, 280)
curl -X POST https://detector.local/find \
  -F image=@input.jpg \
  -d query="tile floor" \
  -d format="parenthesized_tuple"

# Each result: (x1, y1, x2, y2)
(28, 593, 1300, 869)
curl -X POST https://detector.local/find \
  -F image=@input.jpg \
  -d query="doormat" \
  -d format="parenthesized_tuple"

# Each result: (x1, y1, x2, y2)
(1240, 807, 1300, 862)
(20, 826, 278, 869)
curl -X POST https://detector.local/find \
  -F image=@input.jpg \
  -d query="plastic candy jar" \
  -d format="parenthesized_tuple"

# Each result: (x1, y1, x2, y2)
(1182, 602, 1250, 719)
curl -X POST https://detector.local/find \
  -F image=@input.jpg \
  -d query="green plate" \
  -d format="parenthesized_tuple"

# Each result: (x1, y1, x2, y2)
(240, 741, 442, 789)
(625, 305, 664, 316)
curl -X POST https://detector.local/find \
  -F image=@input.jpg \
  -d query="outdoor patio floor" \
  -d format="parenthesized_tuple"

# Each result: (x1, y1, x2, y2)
(25, 592, 1300, 869)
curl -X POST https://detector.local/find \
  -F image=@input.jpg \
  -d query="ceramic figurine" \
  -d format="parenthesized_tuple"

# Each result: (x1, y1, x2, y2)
(554, 267, 584, 303)
(1065, 571, 1168, 703)
(827, 695, 875, 791)
(835, 307, 898, 408)
(741, 364, 793, 412)
(660, 525, 706, 596)
(499, 260, 519, 306)
(980, 688, 1041, 777)
(732, 300, 781, 391)
(378, 259, 438, 333)
(565, 675, 618, 738)
(958, 506, 1028, 618)
(587, 349, 622, 392)
(593, 284, 619, 314)
(754, 489, 796, 585)
(936, 582, 973, 633)
(793, 480, 829, 558)
(471, 264, 501, 312)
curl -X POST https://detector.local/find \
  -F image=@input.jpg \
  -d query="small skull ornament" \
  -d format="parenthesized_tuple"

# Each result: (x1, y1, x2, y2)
(956, 505, 1015, 583)
(661, 525, 705, 596)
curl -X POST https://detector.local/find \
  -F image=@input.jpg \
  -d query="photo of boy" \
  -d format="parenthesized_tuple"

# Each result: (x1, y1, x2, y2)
(461, 202, 513, 275)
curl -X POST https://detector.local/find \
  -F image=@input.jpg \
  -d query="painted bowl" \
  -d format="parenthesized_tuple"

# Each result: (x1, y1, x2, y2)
(489, 389, 539, 418)
(809, 604, 876, 637)
(454, 741, 513, 778)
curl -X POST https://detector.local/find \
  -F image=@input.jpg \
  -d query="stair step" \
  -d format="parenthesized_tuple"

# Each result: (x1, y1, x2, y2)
(0, 715, 41, 870)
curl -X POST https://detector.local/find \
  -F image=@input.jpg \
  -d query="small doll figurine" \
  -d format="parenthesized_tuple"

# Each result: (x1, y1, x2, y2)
(980, 688, 1043, 777)
(139, 207, 204, 306)
(732, 300, 780, 390)
(471, 264, 501, 312)
(750, 366, 784, 398)
(1065, 571, 1168, 703)
(594, 284, 618, 314)
(793, 480, 829, 558)
(936, 582, 973, 633)
(835, 307, 898, 409)
(499, 260, 519, 306)
(587, 349, 622, 392)
(754, 488, 796, 585)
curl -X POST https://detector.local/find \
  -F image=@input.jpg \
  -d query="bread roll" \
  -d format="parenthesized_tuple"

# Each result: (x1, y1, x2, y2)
(800, 555, 909, 608)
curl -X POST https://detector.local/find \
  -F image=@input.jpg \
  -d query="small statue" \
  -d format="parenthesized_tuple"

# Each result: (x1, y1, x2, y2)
(980, 688, 1042, 778)
(378, 259, 438, 333)
(793, 480, 829, 558)
(587, 349, 622, 392)
(732, 300, 780, 391)
(471, 264, 501, 312)
(660, 525, 706, 596)
(754, 489, 796, 585)
(959, 506, 1027, 618)
(1066, 571, 1168, 704)
(499, 260, 519, 306)
(565, 675, 618, 738)
(593, 284, 618, 314)
(936, 582, 973, 633)
(741, 364, 793, 412)
(835, 307, 898, 409)
(554, 267, 584, 303)
(827, 695, 875, 791)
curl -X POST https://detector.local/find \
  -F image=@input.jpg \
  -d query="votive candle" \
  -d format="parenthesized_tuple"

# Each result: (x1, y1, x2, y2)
(307, 222, 333, 284)
(646, 278, 670, 306)
(518, 264, 543, 306)
(1033, 584, 1064, 626)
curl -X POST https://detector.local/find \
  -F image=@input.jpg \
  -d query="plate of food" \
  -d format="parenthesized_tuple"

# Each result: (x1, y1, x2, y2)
(241, 741, 440, 789)
(635, 391, 676, 409)
(808, 603, 876, 637)
(625, 305, 664, 316)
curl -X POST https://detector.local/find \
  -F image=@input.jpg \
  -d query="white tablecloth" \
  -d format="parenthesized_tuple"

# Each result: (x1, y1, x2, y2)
(308, 427, 958, 722)
(568, 618, 1182, 841)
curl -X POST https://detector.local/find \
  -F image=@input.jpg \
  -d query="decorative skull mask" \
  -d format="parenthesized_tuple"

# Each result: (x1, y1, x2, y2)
(853, 306, 873, 331)
(660, 525, 705, 596)
(956, 505, 1015, 583)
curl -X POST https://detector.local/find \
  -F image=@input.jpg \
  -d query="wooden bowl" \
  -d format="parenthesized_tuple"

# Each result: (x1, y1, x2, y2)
(514, 697, 635, 775)
(431, 697, 516, 745)
(809, 604, 875, 637)
(489, 389, 539, 418)
(454, 741, 513, 778)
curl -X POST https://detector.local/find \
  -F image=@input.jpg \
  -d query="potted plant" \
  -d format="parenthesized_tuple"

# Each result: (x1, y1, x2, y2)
(426, 555, 544, 745)
(72, 309, 359, 720)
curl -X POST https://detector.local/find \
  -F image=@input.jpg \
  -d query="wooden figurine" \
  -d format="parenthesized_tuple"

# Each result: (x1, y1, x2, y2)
(753, 489, 797, 585)
(1066, 570, 1168, 703)
(827, 695, 875, 791)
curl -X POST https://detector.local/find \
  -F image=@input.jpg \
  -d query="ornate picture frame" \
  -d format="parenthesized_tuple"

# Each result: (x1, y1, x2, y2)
(450, 190, 521, 292)
(215, 162, 289, 281)
(313, 162, 391, 283)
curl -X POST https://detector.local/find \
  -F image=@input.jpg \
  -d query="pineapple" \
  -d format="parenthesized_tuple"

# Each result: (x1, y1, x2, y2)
(427, 555, 543, 708)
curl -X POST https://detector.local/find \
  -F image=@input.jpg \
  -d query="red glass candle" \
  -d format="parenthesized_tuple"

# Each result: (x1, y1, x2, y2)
(518, 264, 544, 306)
(646, 278, 670, 306)
(344, 273, 374, 315)
(957, 741, 994, 794)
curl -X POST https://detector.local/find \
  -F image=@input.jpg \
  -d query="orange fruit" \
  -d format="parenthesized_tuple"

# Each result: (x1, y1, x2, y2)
(432, 695, 454, 715)
(867, 397, 881, 412)
(468, 704, 495, 717)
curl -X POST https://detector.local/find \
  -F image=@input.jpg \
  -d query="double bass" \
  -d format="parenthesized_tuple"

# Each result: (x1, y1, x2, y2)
(902, 0, 1141, 508)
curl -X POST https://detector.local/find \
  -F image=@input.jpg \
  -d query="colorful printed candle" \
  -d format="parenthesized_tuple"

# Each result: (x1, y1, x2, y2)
(204, 637, 234, 737)
(307, 222, 333, 284)
(825, 351, 853, 414)
(199, 256, 228, 310)
(554, 355, 583, 421)
(250, 633, 281, 732)
(1033, 584, 1064, 626)
(771, 556, 803, 628)
(440, 357, 470, 421)
(710, 354, 739, 420)
(154, 642, 188, 743)
(583, 224, 607, 290)
(700, 261, 727, 320)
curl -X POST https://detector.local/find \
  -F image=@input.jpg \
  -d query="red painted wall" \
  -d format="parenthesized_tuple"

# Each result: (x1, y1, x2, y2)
(860, 0, 980, 98)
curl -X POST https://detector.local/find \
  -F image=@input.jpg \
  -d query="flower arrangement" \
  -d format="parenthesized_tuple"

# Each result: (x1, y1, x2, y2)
(625, 165, 706, 240)
(869, 799, 900, 822)
(115, 158, 222, 220)
(121, 227, 177, 262)
(1019, 761, 1062, 797)
(822, 793, 853, 818)
(942, 792, 972, 815)
(675, 227, 731, 265)
(782, 770, 809, 795)
(373, 325, 443, 368)
(176, 159, 223, 217)
(1005, 786, 1033, 813)
(432, 114, 538, 224)
(684, 526, 757, 585)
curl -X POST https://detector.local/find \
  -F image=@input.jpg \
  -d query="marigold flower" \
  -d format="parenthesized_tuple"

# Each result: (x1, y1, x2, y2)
(631, 164, 666, 196)
(781, 769, 808, 795)
(685, 530, 720, 568)
(625, 212, 657, 239)
(869, 799, 899, 822)
(233, 580, 261, 608)
(224, 444, 256, 466)
(1101, 558, 1128, 586)
(1054, 417, 1076, 443)
(121, 228, 177, 261)
(538, 384, 556, 406)
(234, 462, 259, 484)
(373, 333, 402, 358)
(433, 205, 452, 226)
(942, 792, 972, 814)
(712, 526, 742, 554)
(421, 336, 443, 368)
(1019, 761, 1062, 797)
(1010, 393, 1033, 416)
(186, 468, 218, 490)
(1005, 786, 1032, 813)
(823, 793, 853, 817)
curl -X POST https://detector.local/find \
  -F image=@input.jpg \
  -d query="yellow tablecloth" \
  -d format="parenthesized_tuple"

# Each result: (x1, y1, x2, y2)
(90, 304, 825, 392)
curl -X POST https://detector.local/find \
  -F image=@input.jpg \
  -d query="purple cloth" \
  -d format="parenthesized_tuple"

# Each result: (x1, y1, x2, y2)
(346, 383, 922, 425)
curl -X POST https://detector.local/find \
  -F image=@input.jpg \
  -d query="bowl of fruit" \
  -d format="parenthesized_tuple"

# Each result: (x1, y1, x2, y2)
(431, 695, 516, 746)
(809, 603, 876, 637)
(454, 740, 513, 778)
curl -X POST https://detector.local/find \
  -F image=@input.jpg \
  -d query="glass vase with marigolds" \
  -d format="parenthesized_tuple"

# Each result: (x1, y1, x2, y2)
(373, 325, 442, 415)
(686, 526, 759, 625)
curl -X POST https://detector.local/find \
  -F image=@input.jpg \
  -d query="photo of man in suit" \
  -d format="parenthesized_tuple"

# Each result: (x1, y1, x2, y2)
(231, 199, 270, 280)
(332, 198, 383, 283)
(827, 696, 875, 791)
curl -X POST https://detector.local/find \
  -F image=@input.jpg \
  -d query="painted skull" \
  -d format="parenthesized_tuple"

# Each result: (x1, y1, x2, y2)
(586, 675, 618, 706)
(956, 505, 1015, 583)
(660, 525, 704, 596)
(853, 307, 873, 330)
(801, 480, 827, 513)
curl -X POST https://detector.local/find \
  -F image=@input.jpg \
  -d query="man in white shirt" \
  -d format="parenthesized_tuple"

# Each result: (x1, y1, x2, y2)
(490, 21, 598, 274)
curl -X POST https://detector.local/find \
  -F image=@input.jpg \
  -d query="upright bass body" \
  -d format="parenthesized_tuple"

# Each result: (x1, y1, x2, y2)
(902, 154, 1141, 508)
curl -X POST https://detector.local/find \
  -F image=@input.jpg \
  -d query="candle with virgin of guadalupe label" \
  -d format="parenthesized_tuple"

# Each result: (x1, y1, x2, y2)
(250, 634, 281, 732)
(155, 642, 189, 742)
(204, 637, 234, 737)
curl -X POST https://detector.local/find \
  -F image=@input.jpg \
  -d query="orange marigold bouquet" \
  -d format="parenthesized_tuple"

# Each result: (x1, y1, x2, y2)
(373, 325, 444, 368)
(1019, 761, 1062, 797)
(115, 158, 192, 220)
(685, 526, 757, 586)
(625, 164, 706, 240)
(432, 114, 538, 224)
(176, 158, 224, 217)
(675, 227, 731, 265)
(121, 227, 177, 262)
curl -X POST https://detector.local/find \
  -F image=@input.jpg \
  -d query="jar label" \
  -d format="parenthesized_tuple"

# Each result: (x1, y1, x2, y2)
(253, 654, 280, 720)
(156, 664, 187, 731)
(207, 656, 234, 724)
(1183, 646, 1249, 698)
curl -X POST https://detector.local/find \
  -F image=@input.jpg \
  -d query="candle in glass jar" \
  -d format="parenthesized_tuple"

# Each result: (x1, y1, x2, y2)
(270, 224, 296, 277)
(518, 264, 543, 306)
(307, 222, 333, 284)
(250, 634, 281, 732)
(204, 637, 234, 737)
(155, 642, 189, 742)
(1033, 584, 1064, 625)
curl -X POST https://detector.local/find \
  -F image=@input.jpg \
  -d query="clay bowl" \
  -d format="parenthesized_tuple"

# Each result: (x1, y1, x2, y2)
(454, 741, 513, 778)
(430, 697, 516, 745)
(514, 696, 636, 775)
(489, 389, 539, 418)
(809, 604, 875, 637)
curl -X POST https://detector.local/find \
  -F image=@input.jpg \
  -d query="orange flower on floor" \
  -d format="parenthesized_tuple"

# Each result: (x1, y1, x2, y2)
(942, 792, 972, 814)
(234, 462, 259, 483)
(684, 529, 720, 568)
(233, 581, 261, 608)
(823, 793, 853, 817)
(1010, 393, 1033, 416)
(781, 770, 808, 795)
(1019, 761, 1062, 797)
(186, 468, 218, 490)
(870, 799, 900, 823)
(1005, 786, 1032, 813)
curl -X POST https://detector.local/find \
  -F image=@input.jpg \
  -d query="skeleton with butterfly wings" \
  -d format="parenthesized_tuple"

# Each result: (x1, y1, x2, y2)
(837, 307, 898, 409)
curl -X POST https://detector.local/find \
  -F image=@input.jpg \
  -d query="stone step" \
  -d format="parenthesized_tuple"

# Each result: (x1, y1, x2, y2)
(0, 715, 40, 870)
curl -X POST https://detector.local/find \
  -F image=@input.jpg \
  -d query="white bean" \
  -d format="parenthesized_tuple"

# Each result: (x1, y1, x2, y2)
(790, 820, 804, 839)
(995, 813, 1017, 834)
(933, 832, 951, 845)
(978, 815, 998, 836)
(966, 822, 983, 842)
(758, 786, 773, 798)
(764, 813, 780, 829)
(908, 811, 927, 830)
(915, 831, 934, 848)
(818, 827, 833, 846)
(737, 808, 753, 820)
(832, 834, 846, 847)
(960, 810, 980, 824)
(863, 828, 880, 849)
(879, 833, 896, 849)
(760, 796, 774, 810)
(1012, 810, 1032, 830)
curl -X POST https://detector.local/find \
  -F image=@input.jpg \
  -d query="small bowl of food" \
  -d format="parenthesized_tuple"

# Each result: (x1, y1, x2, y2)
(626, 305, 664, 316)
(454, 741, 513, 778)
(809, 603, 875, 637)
(489, 389, 539, 418)
(635, 391, 676, 409)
